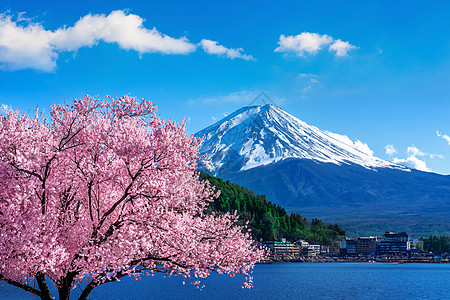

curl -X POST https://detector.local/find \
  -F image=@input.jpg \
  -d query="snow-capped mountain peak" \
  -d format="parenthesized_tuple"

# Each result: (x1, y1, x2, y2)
(195, 104, 404, 175)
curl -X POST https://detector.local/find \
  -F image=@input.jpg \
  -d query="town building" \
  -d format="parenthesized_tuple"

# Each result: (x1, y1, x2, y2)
(379, 232, 410, 255)
(329, 241, 340, 254)
(320, 245, 330, 254)
(295, 240, 322, 256)
(295, 240, 310, 248)
(303, 246, 317, 257)
(310, 244, 321, 255)
(264, 239, 301, 259)
(339, 237, 348, 256)
(346, 239, 357, 255)
(339, 238, 357, 256)
(356, 236, 377, 255)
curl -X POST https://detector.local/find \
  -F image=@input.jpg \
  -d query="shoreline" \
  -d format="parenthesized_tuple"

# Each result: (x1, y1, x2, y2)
(260, 256, 450, 264)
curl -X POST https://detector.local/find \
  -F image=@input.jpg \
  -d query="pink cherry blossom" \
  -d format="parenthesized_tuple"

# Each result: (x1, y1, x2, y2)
(0, 95, 264, 300)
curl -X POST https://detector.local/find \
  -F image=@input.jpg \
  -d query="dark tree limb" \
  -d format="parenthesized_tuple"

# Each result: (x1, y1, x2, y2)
(76, 255, 188, 300)
(35, 272, 52, 300)
(0, 274, 42, 297)
(9, 162, 43, 181)
(58, 271, 77, 300)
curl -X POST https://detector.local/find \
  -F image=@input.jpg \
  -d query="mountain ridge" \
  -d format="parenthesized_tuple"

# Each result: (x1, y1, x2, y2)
(195, 104, 450, 237)
(196, 104, 405, 176)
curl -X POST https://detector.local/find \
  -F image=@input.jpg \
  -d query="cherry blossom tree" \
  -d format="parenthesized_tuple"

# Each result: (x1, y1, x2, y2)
(0, 95, 264, 300)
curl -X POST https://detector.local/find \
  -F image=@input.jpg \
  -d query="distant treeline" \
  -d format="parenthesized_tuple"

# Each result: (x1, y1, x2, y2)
(201, 172, 345, 245)
(421, 235, 450, 254)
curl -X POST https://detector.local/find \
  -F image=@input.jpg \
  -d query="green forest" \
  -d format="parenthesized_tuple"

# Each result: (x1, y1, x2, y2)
(421, 235, 450, 254)
(201, 172, 345, 245)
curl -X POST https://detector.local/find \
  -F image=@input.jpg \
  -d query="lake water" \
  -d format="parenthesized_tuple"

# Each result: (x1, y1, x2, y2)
(1, 263, 449, 299)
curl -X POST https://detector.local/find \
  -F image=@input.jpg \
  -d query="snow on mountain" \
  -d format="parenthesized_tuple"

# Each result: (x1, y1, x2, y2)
(195, 104, 405, 175)
(194, 104, 450, 237)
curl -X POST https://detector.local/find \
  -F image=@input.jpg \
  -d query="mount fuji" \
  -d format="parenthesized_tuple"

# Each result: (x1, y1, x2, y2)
(195, 104, 450, 236)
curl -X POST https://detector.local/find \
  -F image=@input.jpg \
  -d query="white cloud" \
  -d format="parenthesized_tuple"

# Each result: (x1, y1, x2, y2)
(329, 39, 358, 57)
(326, 131, 353, 145)
(390, 145, 442, 172)
(353, 140, 374, 156)
(195, 90, 258, 104)
(275, 32, 357, 57)
(385, 144, 397, 156)
(406, 145, 441, 159)
(301, 85, 313, 94)
(326, 131, 374, 156)
(0, 10, 197, 71)
(275, 33, 333, 56)
(298, 73, 321, 97)
(0, 13, 56, 71)
(189, 90, 285, 106)
(393, 156, 430, 172)
(437, 131, 450, 145)
(298, 73, 319, 78)
(199, 39, 255, 61)
(298, 73, 320, 83)
(407, 145, 425, 157)
(53, 10, 195, 54)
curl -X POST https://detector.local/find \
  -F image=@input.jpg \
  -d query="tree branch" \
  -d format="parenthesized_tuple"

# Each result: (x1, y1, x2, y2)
(36, 272, 52, 300)
(76, 255, 188, 300)
(0, 274, 42, 297)
(96, 169, 141, 232)
(9, 162, 43, 181)
(87, 181, 94, 223)
(39, 154, 57, 215)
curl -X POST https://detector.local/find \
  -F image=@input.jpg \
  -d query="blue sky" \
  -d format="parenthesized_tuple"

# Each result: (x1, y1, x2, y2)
(1, 0, 450, 174)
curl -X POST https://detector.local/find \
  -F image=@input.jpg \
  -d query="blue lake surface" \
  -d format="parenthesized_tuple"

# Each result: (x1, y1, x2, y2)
(1, 263, 450, 299)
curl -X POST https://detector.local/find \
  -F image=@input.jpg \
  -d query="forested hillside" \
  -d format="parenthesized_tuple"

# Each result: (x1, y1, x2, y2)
(422, 235, 450, 254)
(201, 172, 345, 245)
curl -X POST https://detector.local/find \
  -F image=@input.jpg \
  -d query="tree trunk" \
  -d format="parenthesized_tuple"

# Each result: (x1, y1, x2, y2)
(59, 287, 71, 300)
(58, 272, 76, 300)
(59, 283, 71, 300)
(35, 273, 52, 300)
